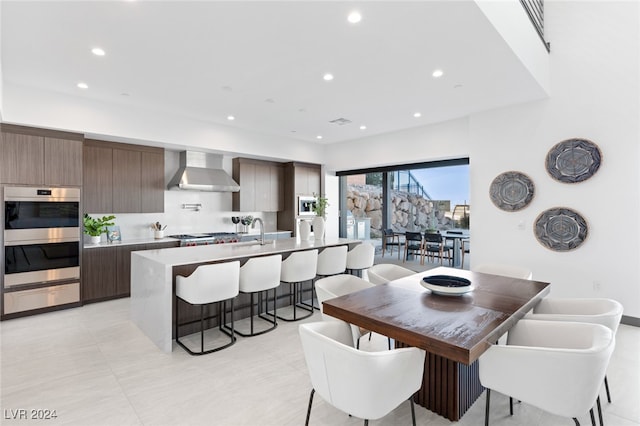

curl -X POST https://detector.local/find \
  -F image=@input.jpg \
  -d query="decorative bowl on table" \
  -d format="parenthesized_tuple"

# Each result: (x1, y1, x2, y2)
(421, 275, 473, 296)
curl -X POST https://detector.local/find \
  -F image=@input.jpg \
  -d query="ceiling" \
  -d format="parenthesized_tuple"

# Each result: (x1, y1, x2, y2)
(1, 1, 548, 145)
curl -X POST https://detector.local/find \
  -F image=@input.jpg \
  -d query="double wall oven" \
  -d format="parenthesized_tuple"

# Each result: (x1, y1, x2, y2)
(2, 186, 81, 317)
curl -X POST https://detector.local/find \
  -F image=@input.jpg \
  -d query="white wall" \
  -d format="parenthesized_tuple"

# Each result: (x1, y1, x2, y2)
(324, 1, 640, 318)
(2, 84, 323, 163)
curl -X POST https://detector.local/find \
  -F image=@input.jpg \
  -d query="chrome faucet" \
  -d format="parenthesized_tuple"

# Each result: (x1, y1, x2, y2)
(252, 218, 265, 245)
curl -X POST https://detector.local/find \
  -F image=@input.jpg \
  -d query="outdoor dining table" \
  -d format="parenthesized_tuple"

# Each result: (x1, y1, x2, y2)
(322, 266, 550, 421)
(440, 231, 469, 267)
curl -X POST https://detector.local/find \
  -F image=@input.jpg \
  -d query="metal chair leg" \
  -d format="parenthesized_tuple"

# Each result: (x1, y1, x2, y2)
(510, 397, 514, 415)
(590, 408, 596, 426)
(485, 389, 491, 426)
(597, 395, 604, 426)
(573, 418, 581, 426)
(410, 396, 416, 426)
(305, 389, 315, 426)
(604, 375, 611, 403)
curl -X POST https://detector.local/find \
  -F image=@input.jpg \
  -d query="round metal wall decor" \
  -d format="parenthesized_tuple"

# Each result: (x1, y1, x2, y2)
(489, 171, 535, 211)
(534, 207, 588, 251)
(546, 138, 602, 183)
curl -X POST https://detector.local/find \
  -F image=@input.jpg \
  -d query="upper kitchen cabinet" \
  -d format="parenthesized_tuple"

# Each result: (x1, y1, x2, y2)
(84, 140, 164, 213)
(277, 162, 322, 235)
(294, 164, 321, 196)
(0, 124, 82, 186)
(232, 158, 283, 212)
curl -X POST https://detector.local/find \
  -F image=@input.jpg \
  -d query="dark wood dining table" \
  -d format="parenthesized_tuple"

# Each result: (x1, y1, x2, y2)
(322, 266, 550, 421)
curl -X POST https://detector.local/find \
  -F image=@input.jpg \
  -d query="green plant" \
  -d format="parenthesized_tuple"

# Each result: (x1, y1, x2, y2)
(83, 214, 116, 237)
(312, 193, 329, 219)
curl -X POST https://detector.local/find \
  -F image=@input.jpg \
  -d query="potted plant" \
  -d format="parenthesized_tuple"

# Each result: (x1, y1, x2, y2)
(312, 193, 329, 240)
(83, 214, 116, 244)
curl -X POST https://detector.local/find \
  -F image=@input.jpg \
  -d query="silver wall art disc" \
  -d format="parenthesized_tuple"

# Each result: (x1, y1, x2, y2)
(546, 138, 602, 183)
(489, 171, 535, 211)
(534, 207, 588, 251)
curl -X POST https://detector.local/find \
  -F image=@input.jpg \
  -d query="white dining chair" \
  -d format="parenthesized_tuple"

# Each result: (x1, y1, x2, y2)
(473, 263, 533, 280)
(299, 321, 425, 426)
(479, 319, 615, 426)
(366, 263, 415, 285)
(315, 274, 390, 350)
(524, 298, 623, 404)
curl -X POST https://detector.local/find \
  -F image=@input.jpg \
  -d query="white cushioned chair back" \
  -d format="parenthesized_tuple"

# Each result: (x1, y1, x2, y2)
(239, 254, 282, 293)
(315, 274, 374, 346)
(366, 263, 415, 285)
(528, 298, 623, 334)
(473, 263, 533, 280)
(346, 243, 375, 270)
(299, 321, 425, 420)
(480, 319, 614, 419)
(281, 249, 318, 283)
(176, 261, 240, 304)
(316, 246, 348, 276)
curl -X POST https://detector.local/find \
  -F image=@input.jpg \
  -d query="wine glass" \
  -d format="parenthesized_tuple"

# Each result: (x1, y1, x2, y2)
(231, 216, 240, 233)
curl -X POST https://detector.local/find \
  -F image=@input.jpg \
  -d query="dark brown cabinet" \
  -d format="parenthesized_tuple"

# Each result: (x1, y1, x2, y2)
(83, 144, 113, 213)
(232, 158, 283, 212)
(140, 152, 165, 213)
(0, 124, 83, 186)
(83, 241, 179, 303)
(277, 162, 322, 236)
(84, 140, 164, 213)
(44, 137, 83, 186)
(82, 246, 117, 302)
(112, 149, 142, 213)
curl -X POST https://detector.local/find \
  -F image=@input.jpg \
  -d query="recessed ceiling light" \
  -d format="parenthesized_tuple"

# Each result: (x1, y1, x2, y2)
(413, 112, 422, 118)
(360, 125, 367, 130)
(91, 47, 105, 56)
(323, 73, 334, 81)
(316, 135, 323, 140)
(347, 11, 362, 24)
(77, 82, 88, 89)
(432, 69, 444, 78)
(227, 115, 235, 121)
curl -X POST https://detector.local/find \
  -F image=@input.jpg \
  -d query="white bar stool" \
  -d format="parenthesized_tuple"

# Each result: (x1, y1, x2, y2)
(175, 261, 240, 355)
(309, 245, 348, 310)
(224, 254, 282, 337)
(346, 243, 375, 278)
(274, 249, 318, 321)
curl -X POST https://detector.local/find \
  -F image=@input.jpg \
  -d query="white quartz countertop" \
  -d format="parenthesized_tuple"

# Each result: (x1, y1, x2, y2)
(83, 237, 180, 249)
(134, 237, 359, 267)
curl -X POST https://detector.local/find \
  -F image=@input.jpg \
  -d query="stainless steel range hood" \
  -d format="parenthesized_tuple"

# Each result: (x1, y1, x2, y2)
(167, 151, 240, 192)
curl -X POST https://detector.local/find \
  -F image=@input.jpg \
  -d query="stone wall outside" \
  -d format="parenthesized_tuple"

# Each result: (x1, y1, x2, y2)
(346, 185, 454, 238)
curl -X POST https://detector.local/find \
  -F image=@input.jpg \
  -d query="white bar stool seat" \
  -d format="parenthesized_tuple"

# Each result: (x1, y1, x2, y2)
(224, 254, 282, 337)
(346, 243, 375, 279)
(175, 261, 240, 355)
(274, 249, 318, 321)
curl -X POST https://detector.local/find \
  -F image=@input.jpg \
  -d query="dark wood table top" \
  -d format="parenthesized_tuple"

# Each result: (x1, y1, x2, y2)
(322, 266, 550, 364)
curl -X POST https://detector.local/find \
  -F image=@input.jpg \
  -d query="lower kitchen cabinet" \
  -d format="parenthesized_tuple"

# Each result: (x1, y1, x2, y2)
(83, 241, 179, 304)
(82, 247, 117, 303)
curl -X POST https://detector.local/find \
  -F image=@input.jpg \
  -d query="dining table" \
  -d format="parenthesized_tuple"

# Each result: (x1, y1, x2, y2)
(440, 231, 469, 267)
(321, 266, 550, 421)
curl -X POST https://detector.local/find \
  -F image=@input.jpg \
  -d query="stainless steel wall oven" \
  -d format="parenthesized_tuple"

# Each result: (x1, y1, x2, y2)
(2, 187, 81, 317)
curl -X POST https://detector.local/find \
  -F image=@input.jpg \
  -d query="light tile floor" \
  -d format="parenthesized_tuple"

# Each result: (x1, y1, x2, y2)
(1, 297, 638, 426)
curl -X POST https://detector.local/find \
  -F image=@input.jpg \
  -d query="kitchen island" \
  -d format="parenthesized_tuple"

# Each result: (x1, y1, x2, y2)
(131, 237, 360, 352)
